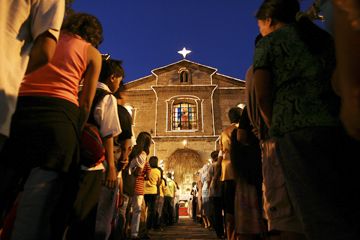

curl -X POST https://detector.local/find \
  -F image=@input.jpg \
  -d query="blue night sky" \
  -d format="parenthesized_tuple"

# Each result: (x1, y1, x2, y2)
(72, 0, 317, 82)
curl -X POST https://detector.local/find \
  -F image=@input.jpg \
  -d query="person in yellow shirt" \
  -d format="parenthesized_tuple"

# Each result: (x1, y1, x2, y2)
(144, 156, 161, 230)
(163, 172, 176, 226)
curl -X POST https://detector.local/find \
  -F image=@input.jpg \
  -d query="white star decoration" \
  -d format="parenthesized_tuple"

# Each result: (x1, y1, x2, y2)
(178, 47, 191, 59)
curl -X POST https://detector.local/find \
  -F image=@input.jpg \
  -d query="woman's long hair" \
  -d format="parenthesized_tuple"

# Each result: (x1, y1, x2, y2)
(129, 131, 152, 160)
(62, 13, 103, 48)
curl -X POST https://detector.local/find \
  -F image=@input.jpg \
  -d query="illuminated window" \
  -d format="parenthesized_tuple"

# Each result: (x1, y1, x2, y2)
(172, 103, 197, 130)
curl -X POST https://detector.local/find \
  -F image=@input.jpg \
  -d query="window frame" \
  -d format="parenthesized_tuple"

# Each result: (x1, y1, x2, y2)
(172, 102, 197, 131)
(166, 96, 201, 132)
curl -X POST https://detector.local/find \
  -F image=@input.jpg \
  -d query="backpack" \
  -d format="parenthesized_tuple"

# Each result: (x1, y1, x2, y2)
(79, 89, 111, 167)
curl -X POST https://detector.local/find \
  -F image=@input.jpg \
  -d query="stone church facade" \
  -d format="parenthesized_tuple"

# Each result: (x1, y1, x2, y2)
(124, 59, 246, 195)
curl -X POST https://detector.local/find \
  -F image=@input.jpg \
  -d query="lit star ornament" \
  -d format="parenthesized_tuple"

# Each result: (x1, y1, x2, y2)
(178, 47, 191, 59)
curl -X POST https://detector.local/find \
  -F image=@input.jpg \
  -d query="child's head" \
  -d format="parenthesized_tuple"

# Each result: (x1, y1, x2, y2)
(99, 55, 124, 93)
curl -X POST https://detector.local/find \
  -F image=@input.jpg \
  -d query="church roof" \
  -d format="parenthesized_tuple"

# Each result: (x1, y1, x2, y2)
(125, 59, 244, 88)
(151, 59, 216, 73)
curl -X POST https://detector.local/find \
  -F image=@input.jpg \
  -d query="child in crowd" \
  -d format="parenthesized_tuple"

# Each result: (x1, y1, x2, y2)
(66, 56, 123, 240)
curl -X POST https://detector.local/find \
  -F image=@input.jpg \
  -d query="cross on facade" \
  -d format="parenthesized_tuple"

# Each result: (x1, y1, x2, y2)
(178, 47, 191, 59)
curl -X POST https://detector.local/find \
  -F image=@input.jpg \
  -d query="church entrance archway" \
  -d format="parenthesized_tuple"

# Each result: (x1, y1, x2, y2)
(166, 148, 204, 199)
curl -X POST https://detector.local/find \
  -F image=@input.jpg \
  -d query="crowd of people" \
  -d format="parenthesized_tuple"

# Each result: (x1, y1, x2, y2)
(189, 106, 264, 240)
(0, 2, 180, 239)
(170, 1, 360, 240)
(0, 0, 359, 239)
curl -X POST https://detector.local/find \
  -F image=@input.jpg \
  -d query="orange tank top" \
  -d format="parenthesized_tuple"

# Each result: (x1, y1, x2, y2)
(19, 32, 90, 106)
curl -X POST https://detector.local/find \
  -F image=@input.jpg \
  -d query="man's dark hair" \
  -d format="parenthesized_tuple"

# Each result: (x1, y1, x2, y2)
(211, 150, 219, 161)
(228, 107, 242, 124)
(99, 57, 124, 83)
(149, 156, 159, 168)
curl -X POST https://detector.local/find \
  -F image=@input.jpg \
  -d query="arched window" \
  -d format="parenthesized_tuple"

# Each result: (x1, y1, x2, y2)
(172, 102, 197, 130)
(178, 68, 191, 84)
(180, 71, 189, 83)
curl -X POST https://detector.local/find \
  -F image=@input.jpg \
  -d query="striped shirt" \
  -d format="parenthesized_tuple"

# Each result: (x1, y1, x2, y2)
(134, 161, 151, 195)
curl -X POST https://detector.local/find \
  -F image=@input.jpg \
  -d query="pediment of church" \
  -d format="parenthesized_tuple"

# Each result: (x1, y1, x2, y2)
(152, 59, 216, 76)
(126, 59, 245, 90)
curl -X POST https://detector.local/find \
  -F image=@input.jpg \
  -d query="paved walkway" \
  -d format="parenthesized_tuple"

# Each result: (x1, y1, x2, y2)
(148, 217, 218, 240)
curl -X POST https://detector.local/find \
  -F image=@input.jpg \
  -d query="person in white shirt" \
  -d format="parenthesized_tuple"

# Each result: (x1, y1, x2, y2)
(0, 2, 64, 229)
(66, 56, 123, 240)
(0, 0, 65, 150)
